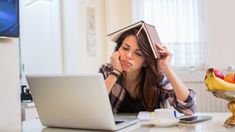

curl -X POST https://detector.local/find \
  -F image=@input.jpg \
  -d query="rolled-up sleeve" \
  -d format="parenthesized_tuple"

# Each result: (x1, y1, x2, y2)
(160, 75, 197, 115)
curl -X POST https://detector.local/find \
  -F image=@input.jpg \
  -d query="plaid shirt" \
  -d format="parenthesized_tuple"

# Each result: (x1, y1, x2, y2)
(99, 63, 196, 115)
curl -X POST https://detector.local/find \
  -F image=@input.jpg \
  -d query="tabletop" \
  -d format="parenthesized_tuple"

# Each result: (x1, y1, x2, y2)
(1, 112, 235, 132)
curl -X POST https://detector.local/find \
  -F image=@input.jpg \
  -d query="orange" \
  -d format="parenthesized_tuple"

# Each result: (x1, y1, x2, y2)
(224, 72, 235, 83)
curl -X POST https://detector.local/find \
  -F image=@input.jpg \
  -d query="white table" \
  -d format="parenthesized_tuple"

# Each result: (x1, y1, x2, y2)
(1, 113, 235, 132)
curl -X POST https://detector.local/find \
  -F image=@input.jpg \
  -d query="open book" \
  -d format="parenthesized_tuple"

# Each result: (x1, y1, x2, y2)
(107, 20, 162, 59)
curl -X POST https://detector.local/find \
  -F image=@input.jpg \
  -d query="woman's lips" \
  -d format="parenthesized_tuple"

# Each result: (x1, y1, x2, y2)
(122, 60, 132, 67)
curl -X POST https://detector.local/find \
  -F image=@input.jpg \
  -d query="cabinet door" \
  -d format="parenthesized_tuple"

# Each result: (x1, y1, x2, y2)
(20, 0, 62, 84)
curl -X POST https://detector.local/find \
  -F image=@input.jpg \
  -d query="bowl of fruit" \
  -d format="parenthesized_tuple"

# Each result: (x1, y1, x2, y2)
(205, 68, 235, 127)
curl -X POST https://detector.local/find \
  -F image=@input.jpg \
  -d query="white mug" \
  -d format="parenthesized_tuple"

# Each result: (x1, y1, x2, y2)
(154, 108, 175, 121)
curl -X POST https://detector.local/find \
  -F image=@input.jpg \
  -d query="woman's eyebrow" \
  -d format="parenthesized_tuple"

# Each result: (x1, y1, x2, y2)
(123, 42, 130, 47)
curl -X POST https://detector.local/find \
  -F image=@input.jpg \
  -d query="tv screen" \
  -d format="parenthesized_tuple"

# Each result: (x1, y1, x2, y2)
(0, 0, 19, 38)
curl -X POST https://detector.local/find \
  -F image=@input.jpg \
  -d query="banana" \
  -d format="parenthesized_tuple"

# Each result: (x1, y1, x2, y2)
(205, 68, 235, 91)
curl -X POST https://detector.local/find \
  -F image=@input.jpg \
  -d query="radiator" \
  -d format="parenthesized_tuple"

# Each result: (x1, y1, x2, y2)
(185, 82, 228, 112)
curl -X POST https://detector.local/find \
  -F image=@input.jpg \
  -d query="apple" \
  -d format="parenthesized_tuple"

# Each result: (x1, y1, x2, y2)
(213, 69, 224, 79)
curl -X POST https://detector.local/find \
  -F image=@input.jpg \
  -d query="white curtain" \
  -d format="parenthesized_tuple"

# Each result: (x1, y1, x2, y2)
(132, 0, 207, 68)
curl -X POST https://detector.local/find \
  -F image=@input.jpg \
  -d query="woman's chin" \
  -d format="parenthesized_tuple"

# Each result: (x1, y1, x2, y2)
(121, 64, 134, 72)
(122, 68, 131, 72)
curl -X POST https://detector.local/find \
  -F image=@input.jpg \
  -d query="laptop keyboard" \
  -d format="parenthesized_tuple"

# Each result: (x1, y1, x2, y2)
(115, 120, 124, 125)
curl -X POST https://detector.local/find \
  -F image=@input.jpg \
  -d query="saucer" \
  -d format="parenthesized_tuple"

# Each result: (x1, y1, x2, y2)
(154, 119, 179, 127)
(139, 119, 179, 127)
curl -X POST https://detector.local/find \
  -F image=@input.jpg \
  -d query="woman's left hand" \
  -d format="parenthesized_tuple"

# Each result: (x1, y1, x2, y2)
(156, 43, 172, 72)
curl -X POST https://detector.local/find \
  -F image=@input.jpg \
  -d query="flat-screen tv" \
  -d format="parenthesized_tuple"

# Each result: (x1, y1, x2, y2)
(0, 0, 19, 38)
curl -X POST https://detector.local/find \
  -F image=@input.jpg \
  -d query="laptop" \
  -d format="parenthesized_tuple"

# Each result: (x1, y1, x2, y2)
(26, 74, 138, 131)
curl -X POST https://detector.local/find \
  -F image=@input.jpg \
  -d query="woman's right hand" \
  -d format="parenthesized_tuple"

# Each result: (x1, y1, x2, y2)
(105, 51, 123, 94)
(110, 51, 123, 73)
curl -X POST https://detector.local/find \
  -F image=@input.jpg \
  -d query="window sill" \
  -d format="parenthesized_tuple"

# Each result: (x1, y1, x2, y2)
(175, 70, 205, 83)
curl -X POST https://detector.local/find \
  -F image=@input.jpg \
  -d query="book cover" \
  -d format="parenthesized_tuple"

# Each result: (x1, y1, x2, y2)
(107, 21, 161, 59)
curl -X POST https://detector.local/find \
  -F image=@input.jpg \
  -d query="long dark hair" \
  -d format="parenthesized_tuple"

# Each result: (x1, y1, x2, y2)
(115, 26, 163, 111)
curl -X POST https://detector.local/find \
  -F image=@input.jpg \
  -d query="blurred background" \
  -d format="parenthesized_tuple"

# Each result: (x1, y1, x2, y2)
(1, 0, 235, 126)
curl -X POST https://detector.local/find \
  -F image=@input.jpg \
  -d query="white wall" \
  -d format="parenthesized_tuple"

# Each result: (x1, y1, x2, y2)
(19, 0, 107, 77)
(20, 0, 63, 86)
(207, 0, 235, 70)
(62, 0, 106, 74)
(0, 39, 21, 127)
(105, 0, 132, 60)
(61, 0, 122, 69)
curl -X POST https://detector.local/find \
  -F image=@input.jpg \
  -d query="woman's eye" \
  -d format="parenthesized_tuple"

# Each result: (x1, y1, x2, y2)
(122, 47, 129, 51)
(136, 52, 143, 56)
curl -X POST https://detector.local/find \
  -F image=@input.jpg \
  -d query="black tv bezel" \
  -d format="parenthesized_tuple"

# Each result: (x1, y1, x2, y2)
(0, 0, 20, 38)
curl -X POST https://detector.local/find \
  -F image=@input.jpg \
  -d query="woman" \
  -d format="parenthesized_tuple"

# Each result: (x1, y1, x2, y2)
(99, 26, 196, 115)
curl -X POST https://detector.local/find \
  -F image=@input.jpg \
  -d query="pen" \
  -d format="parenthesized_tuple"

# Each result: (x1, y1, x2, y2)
(174, 110, 177, 118)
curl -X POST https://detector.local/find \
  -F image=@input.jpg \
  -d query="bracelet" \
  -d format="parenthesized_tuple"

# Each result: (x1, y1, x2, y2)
(110, 71, 120, 79)
(113, 68, 122, 74)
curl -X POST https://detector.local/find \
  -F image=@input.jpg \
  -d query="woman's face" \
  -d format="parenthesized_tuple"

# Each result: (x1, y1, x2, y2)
(118, 35, 145, 73)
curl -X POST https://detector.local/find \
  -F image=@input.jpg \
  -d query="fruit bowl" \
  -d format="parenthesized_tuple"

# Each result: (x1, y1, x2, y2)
(205, 68, 235, 127)
(212, 90, 235, 101)
(210, 90, 235, 127)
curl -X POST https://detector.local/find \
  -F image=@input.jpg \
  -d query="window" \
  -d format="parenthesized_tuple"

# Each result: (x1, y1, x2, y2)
(132, 0, 207, 68)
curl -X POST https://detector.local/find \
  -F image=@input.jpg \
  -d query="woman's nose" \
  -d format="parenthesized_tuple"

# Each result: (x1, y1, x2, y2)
(126, 51, 133, 59)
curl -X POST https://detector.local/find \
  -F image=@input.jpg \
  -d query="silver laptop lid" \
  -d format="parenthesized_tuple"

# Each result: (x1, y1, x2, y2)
(26, 74, 117, 130)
